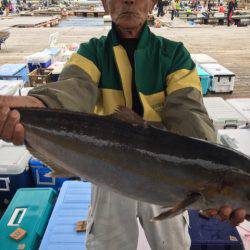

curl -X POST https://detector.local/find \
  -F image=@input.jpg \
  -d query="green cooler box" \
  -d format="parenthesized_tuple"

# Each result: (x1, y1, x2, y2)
(0, 188, 57, 250)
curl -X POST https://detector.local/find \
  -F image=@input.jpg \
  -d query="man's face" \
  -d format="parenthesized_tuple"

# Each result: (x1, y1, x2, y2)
(104, 0, 157, 30)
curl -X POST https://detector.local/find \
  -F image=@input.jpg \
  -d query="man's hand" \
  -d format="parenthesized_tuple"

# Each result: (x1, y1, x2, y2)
(200, 206, 247, 227)
(0, 96, 45, 145)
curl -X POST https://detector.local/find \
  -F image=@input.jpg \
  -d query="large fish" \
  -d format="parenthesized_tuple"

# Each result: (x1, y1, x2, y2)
(17, 107, 250, 220)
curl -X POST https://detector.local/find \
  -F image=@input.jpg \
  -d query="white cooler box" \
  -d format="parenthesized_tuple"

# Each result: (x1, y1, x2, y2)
(191, 54, 217, 64)
(203, 97, 248, 130)
(226, 98, 250, 126)
(0, 141, 34, 207)
(0, 80, 25, 96)
(200, 63, 235, 93)
(218, 129, 250, 156)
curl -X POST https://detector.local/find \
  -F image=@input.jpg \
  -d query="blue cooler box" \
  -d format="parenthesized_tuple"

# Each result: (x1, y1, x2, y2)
(0, 188, 57, 250)
(0, 64, 29, 82)
(40, 181, 91, 250)
(27, 52, 52, 72)
(29, 158, 72, 191)
(197, 65, 211, 95)
(0, 142, 34, 207)
(189, 209, 244, 250)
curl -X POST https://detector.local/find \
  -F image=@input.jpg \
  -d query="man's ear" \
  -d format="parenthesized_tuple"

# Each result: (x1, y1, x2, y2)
(101, 0, 109, 13)
(150, 0, 158, 12)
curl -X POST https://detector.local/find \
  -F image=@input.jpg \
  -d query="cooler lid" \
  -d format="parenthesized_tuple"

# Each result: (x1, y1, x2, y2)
(196, 65, 210, 77)
(0, 64, 26, 76)
(226, 98, 250, 123)
(203, 97, 247, 127)
(200, 63, 235, 77)
(191, 54, 217, 64)
(26, 52, 52, 64)
(0, 142, 31, 175)
(42, 48, 61, 57)
(218, 129, 250, 156)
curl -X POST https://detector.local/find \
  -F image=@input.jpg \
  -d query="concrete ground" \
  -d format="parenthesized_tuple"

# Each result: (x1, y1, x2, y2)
(0, 19, 250, 97)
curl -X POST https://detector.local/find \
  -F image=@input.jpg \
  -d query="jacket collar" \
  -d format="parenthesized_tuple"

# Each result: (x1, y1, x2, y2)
(110, 22, 151, 50)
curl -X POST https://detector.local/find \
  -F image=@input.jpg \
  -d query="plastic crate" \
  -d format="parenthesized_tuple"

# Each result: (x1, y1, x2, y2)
(0, 188, 57, 250)
(0, 64, 29, 82)
(39, 181, 91, 250)
(189, 210, 244, 250)
(29, 68, 53, 87)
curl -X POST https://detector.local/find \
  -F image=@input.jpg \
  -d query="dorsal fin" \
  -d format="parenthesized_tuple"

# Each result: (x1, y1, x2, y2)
(111, 106, 167, 131)
(111, 106, 146, 127)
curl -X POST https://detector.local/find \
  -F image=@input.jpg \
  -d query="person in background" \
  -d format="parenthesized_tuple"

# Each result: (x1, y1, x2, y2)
(175, 0, 181, 17)
(227, 0, 235, 26)
(170, 0, 176, 20)
(218, 3, 225, 12)
(157, 0, 165, 16)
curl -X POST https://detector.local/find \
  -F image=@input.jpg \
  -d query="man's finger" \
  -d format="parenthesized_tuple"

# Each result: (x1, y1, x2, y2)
(218, 205, 233, 221)
(0, 106, 10, 134)
(2, 110, 20, 141)
(229, 208, 246, 227)
(12, 123, 25, 145)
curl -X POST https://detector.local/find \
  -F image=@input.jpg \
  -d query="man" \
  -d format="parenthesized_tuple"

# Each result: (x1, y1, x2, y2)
(157, 0, 165, 17)
(0, 0, 246, 249)
(170, 0, 176, 20)
(227, 0, 235, 26)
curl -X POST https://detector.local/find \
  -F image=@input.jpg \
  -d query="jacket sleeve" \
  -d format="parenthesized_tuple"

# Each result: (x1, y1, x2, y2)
(163, 43, 216, 142)
(28, 63, 98, 113)
(162, 88, 217, 142)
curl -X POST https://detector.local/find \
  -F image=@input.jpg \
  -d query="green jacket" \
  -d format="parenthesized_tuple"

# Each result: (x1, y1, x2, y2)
(29, 24, 216, 142)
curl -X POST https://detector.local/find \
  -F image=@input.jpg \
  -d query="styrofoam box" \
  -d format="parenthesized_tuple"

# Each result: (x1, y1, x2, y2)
(203, 97, 247, 130)
(0, 141, 33, 206)
(218, 129, 250, 156)
(201, 63, 235, 93)
(0, 80, 24, 96)
(191, 54, 217, 64)
(226, 98, 250, 124)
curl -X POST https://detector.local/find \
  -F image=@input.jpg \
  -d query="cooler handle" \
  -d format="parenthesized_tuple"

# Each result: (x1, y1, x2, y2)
(0, 177, 10, 191)
(7, 208, 27, 226)
(36, 169, 55, 185)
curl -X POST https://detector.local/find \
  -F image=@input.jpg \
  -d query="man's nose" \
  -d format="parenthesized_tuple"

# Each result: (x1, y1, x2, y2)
(124, 0, 135, 5)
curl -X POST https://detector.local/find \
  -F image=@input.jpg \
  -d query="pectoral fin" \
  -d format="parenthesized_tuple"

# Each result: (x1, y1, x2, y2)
(152, 192, 203, 221)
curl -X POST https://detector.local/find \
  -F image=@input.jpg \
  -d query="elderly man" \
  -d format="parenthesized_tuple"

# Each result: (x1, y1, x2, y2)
(0, 0, 246, 249)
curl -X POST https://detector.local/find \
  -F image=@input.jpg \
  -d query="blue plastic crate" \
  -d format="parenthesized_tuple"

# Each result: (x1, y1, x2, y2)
(0, 188, 57, 250)
(39, 181, 91, 250)
(189, 210, 244, 250)
(197, 65, 211, 95)
(29, 158, 71, 192)
(0, 64, 28, 82)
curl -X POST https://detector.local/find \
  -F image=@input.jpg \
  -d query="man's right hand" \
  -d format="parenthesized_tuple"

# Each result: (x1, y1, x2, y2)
(0, 96, 45, 145)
